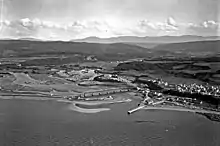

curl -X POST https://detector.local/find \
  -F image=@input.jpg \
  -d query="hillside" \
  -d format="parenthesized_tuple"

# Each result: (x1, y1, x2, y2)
(0, 40, 153, 61)
(152, 40, 220, 57)
(0, 40, 219, 62)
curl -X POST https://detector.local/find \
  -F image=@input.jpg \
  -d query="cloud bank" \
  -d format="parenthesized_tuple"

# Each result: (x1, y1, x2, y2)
(0, 17, 219, 40)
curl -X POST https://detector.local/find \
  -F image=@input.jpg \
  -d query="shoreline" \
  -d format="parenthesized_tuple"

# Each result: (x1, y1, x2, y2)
(143, 106, 220, 115)
(1, 95, 219, 115)
(0, 95, 131, 114)
(0, 95, 60, 101)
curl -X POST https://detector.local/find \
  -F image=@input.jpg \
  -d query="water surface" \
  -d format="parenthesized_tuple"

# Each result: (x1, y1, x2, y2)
(0, 99, 219, 146)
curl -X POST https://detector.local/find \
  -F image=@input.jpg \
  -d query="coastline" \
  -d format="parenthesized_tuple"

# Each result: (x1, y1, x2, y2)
(143, 106, 220, 115)
(0, 95, 132, 114)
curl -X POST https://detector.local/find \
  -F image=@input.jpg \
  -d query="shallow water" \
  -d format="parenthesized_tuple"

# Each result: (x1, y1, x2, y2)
(0, 98, 219, 146)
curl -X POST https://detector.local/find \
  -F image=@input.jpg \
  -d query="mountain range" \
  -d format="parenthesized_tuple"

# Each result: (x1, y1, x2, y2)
(0, 39, 219, 60)
(72, 35, 220, 48)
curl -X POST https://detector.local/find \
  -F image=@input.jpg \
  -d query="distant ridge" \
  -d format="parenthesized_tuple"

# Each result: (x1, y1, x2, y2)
(0, 39, 219, 60)
(17, 37, 44, 41)
(72, 35, 220, 44)
(0, 37, 44, 42)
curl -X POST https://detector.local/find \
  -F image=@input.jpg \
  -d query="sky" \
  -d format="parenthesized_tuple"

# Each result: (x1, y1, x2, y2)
(0, 0, 219, 40)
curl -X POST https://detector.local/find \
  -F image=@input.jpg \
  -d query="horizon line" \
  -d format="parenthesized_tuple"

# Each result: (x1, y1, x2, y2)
(0, 34, 220, 41)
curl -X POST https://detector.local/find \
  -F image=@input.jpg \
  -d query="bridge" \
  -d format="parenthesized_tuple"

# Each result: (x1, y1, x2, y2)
(64, 88, 131, 100)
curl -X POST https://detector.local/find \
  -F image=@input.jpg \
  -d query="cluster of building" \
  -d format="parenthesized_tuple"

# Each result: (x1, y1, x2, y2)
(146, 78, 220, 98)
(63, 88, 130, 101)
(130, 76, 220, 111)
(55, 68, 98, 82)
(174, 83, 220, 97)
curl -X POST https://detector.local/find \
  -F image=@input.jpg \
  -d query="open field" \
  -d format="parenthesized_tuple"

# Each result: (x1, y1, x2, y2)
(10, 72, 111, 93)
(115, 60, 220, 85)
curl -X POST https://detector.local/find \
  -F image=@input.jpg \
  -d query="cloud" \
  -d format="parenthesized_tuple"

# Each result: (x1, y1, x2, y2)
(20, 18, 32, 27)
(136, 17, 179, 36)
(1, 17, 219, 40)
(32, 18, 42, 26)
(202, 20, 219, 29)
(187, 20, 219, 35)
(1, 17, 180, 38)
(167, 17, 177, 27)
(1, 20, 11, 26)
(2, 18, 115, 39)
(3, 19, 37, 37)
(14, 18, 66, 30)
(66, 21, 85, 30)
(140, 17, 178, 31)
(136, 18, 220, 36)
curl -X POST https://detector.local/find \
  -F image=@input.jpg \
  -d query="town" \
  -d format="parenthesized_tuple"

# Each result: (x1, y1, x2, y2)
(0, 59, 220, 121)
